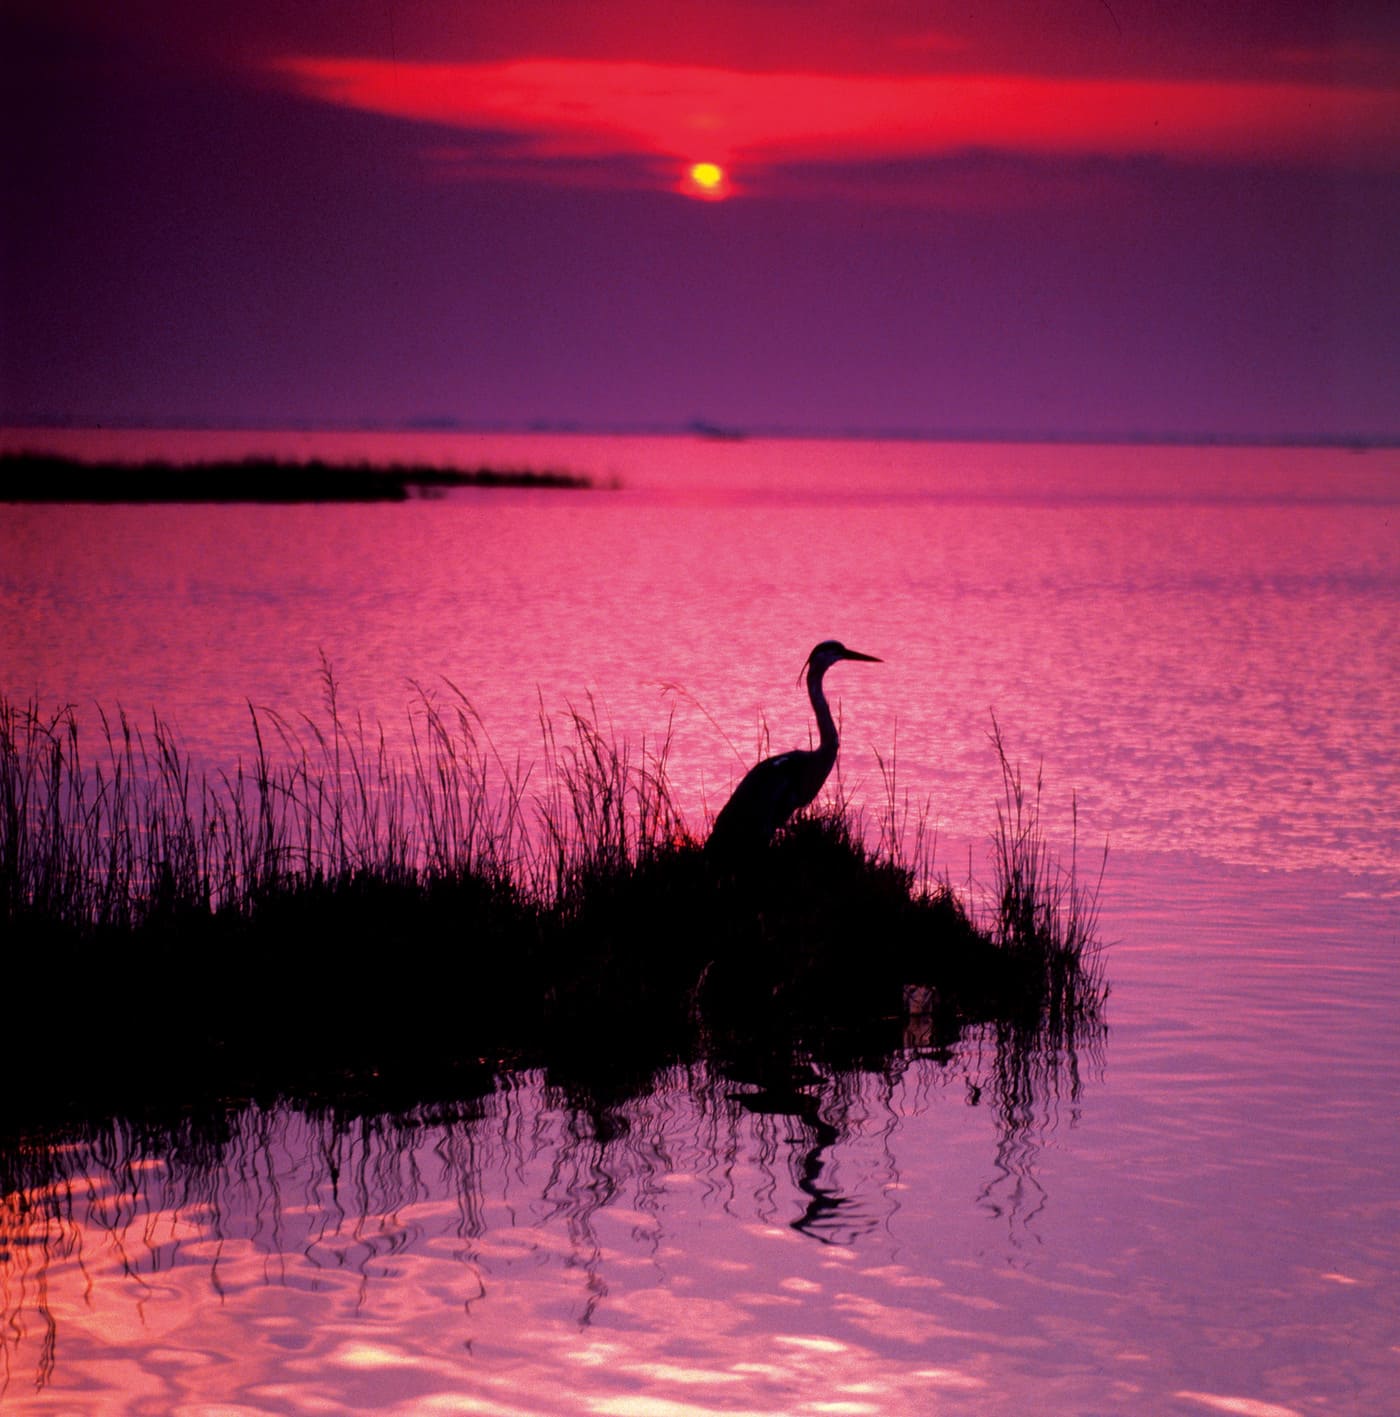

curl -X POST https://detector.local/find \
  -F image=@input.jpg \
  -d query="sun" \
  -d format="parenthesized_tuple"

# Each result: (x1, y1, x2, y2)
(683, 160, 730, 200)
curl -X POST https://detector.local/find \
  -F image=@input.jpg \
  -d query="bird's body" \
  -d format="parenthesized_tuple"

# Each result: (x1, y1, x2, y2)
(707, 641, 881, 857)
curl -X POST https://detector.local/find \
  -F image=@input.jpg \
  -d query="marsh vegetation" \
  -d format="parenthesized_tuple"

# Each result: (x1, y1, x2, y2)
(2, 670, 1104, 1138)
(0, 451, 594, 500)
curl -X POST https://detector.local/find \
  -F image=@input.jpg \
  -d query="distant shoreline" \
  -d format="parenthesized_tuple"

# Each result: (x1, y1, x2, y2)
(0, 452, 595, 502)
(5, 420, 1397, 451)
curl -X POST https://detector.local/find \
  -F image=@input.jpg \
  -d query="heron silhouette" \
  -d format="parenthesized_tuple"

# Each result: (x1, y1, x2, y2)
(706, 640, 881, 857)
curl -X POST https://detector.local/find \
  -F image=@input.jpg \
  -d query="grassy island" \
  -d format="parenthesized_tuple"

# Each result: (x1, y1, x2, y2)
(1, 677, 1107, 1143)
(0, 451, 594, 501)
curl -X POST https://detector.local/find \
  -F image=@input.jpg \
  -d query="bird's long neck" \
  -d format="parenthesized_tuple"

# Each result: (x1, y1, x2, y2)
(807, 662, 839, 760)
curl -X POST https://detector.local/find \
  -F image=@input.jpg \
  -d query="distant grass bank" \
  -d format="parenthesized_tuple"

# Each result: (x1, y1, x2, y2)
(0, 451, 595, 501)
(1, 680, 1105, 1131)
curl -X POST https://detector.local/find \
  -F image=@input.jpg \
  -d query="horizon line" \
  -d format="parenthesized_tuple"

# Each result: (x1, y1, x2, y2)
(4, 416, 1398, 451)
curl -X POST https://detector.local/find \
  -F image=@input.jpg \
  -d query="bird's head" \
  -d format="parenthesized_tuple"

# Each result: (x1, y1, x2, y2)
(800, 640, 882, 682)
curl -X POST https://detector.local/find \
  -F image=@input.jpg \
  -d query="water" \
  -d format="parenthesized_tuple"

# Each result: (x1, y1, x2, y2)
(2, 432, 1399, 1414)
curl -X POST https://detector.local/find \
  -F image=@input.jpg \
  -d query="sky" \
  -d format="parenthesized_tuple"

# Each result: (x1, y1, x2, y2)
(3, 1, 1399, 440)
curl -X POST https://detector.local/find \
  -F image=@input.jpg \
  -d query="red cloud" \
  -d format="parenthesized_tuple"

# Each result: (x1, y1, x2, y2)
(273, 56, 1400, 174)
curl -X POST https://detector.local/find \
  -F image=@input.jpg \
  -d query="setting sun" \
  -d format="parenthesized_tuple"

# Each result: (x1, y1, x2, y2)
(684, 160, 730, 199)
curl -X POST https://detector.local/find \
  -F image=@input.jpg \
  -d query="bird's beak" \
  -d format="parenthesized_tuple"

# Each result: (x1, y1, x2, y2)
(841, 649, 882, 662)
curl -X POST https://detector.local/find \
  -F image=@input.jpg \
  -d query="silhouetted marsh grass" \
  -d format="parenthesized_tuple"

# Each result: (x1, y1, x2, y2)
(1, 678, 1105, 1127)
(3, 691, 1109, 1399)
(0, 451, 594, 501)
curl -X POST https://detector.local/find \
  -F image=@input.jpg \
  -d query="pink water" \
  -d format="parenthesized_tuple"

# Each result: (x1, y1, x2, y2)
(2, 432, 1398, 1414)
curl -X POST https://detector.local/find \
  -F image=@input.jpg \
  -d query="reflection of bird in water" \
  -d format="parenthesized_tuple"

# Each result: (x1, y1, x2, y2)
(731, 1076, 853, 1242)
(707, 640, 881, 856)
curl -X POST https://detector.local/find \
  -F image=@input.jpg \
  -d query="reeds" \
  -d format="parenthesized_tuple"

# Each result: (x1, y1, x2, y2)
(0, 667, 521, 932)
(1, 678, 1106, 1125)
(986, 715, 1103, 961)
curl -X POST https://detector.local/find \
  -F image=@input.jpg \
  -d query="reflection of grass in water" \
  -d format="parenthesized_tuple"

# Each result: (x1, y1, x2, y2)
(0, 1046, 1065, 1397)
(0, 667, 1105, 1129)
(0, 451, 594, 500)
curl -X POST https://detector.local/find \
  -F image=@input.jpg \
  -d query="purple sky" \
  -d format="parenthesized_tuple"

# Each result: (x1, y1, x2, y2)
(3, 1, 1398, 440)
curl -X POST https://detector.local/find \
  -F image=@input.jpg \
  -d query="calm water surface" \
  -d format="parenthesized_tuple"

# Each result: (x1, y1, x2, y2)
(2, 432, 1398, 1414)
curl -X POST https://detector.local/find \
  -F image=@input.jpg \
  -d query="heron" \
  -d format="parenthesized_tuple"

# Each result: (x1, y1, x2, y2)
(706, 640, 882, 857)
